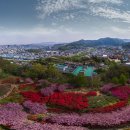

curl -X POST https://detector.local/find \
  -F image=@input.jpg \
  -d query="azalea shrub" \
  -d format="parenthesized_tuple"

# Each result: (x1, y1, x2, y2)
(0, 103, 28, 129)
(23, 100, 47, 114)
(21, 90, 98, 111)
(41, 87, 54, 96)
(85, 91, 97, 96)
(24, 78, 34, 83)
(3, 102, 23, 110)
(45, 92, 88, 110)
(40, 83, 72, 96)
(48, 105, 130, 127)
(13, 123, 88, 130)
(36, 79, 51, 88)
(20, 91, 43, 103)
(0, 103, 88, 130)
(100, 83, 119, 93)
(101, 84, 130, 100)
(47, 108, 64, 113)
(110, 86, 130, 100)
(45, 91, 97, 111)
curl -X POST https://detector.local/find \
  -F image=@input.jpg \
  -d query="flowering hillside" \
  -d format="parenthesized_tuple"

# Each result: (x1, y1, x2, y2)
(1, 79, 130, 130)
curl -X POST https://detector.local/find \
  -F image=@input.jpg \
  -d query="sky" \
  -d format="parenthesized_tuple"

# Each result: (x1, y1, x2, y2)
(0, 0, 130, 44)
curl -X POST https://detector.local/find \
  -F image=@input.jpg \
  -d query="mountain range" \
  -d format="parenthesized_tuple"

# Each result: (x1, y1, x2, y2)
(52, 37, 129, 50)
(1, 37, 130, 50)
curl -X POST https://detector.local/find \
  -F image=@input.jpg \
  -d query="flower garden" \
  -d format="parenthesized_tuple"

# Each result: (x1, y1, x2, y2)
(1, 79, 130, 130)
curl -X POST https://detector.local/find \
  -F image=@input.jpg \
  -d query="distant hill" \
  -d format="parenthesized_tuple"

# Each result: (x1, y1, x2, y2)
(122, 42, 130, 48)
(1, 38, 129, 51)
(52, 37, 126, 51)
(1, 42, 62, 50)
(123, 39, 130, 42)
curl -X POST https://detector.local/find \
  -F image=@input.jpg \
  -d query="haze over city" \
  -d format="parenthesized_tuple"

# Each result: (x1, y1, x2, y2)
(0, 0, 130, 44)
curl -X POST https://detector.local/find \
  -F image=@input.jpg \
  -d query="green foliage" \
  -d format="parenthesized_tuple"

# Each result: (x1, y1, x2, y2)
(0, 69, 9, 79)
(91, 76, 102, 88)
(0, 58, 21, 76)
(27, 61, 64, 82)
(111, 74, 127, 85)
(25, 63, 47, 79)
(69, 75, 89, 87)
(37, 114, 44, 122)
(45, 64, 62, 81)
(102, 64, 130, 83)
(119, 74, 127, 85)
(34, 57, 62, 65)
(91, 56, 111, 65)
(0, 125, 10, 130)
(112, 77, 119, 84)
(0, 93, 23, 104)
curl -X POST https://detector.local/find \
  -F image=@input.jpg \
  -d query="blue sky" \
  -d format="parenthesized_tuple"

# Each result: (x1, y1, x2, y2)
(0, 0, 130, 44)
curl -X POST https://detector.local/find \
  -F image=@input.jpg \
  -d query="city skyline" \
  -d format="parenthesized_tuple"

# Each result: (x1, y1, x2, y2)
(0, 0, 130, 44)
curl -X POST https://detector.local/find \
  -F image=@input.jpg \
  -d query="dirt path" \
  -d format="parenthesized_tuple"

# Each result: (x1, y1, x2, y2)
(0, 84, 16, 100)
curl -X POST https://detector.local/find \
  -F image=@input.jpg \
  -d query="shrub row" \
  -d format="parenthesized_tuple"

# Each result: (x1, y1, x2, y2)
(48, 105, 130, 127)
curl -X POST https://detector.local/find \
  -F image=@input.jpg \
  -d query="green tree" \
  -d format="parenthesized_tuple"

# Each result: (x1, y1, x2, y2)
(102, 64, 130, 82)
(45, 65, 62, 81)
(92, 76, 102, 88)
(112, 77, 119, 84)
(25, 63, 47, 79)
(69, 75, 89, 87)
(119, 74, 127, 85)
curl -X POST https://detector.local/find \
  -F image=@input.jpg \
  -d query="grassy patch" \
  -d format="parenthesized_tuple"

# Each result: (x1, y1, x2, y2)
(20, 85, 36, 92)
(87, 95, 119, 109)
(0, 92, 24, 104)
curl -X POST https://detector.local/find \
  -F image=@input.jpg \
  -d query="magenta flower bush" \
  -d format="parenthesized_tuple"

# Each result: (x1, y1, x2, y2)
(40, 83, 58, 96)
(48, 106, 130, 127)
(111, 89, 128, 99)
(23, 100, 47, 114)
(101, 84, 130, 100)
(100, 83, 118, 93)
(25, 78, 34, 83)
(40, 83, 72, 96)
(13, 123, 88, 130)
(57, 84, 69, 92)
(41, 87, 54, 96)
(3, 103, 23, 111)
(0, 103, 28, 129)
(0, 102, 89, 130)
(110, 86, 130, 99)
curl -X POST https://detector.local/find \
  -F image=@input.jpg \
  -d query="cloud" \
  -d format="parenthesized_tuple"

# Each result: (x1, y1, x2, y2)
(111, 26, 130, 34)
(36, 0, 130, 24)
(88, 0, 123, 4)
(1, 25, 130, 45)
(91, 7, 130, 23)
(0, 26, 88, 44)
(36, 0, 85, 19)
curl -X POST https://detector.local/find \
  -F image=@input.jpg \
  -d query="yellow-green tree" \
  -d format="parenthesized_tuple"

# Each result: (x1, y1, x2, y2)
(26, 63, 47, 78)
